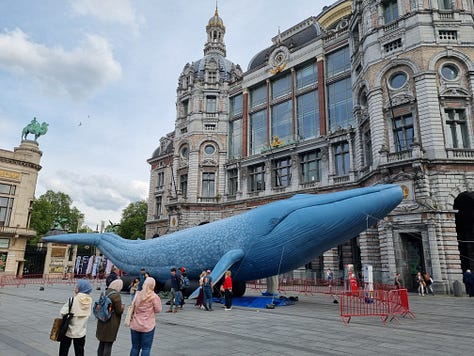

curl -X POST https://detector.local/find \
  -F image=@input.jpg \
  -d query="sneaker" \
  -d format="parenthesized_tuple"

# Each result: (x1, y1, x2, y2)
(166, 310, 173, 313)
(173, 309, 178, 313)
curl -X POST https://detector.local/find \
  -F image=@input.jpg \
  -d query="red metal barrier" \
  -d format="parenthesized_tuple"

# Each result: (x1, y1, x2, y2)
(339, 288, 415, 325)
(340, 290, 391, 325)
(0, 274, 105, 288)
(388, 288, 415, 320)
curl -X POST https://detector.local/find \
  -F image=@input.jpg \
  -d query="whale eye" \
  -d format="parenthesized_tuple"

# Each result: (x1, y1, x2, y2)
(270, 218, 279, 225)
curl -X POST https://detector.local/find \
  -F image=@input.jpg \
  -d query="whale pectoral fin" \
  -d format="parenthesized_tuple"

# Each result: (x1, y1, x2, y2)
(189, 249, 245, 299)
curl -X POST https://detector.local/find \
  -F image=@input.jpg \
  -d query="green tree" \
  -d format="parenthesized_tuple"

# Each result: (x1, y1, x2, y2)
(30, 190, 84, 242)
(117, 200, 147, 239)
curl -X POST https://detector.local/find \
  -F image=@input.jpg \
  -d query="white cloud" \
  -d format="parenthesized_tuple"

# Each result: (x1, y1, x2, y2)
(70, 0, 145, 31)
(38, 170, 147, 215)
(0, 29, 122, 99)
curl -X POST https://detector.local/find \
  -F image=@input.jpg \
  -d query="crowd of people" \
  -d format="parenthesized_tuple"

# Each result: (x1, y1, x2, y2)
(56, 266, 233, 355)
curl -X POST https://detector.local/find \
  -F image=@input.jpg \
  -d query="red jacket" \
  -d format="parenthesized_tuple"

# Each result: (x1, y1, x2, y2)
(223, 276, 232, 290)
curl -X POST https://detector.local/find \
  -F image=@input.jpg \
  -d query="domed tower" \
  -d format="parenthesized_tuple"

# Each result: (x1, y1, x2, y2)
(204, 6, 226, 57)
(147, 7, 242, 237)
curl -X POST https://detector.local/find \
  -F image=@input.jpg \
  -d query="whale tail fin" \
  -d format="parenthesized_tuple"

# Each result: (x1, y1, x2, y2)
(189, 249, 245, 299)
(42, 232, 107, 246)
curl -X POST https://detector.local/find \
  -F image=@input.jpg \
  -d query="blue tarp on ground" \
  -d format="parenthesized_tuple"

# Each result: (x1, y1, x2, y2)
(213, 295, 296, 309)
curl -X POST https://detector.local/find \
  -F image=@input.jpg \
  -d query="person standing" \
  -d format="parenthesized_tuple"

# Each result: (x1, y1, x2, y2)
(129, 277, 139, 303)
(59, 279, 93, 356)
(423, 272, 435, 295)
(195, 271, 206, 309)
(394, 272, 402, 289)
(167, 268, 181, 313)
(326, 268, 334, 293)
(203, 270, 213, 311)
(223, 270, 233, 311)
(138, 268, 146, 291)
(105, 267, 118, 288)
(96, 279, 124, 356)
(129, 277, 162, 356)
(416, 271, 425, 296)
(463, 269, 474, 297)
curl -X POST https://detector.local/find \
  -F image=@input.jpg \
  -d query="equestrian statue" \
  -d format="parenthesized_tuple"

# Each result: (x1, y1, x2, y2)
(22, 117, 49, 141)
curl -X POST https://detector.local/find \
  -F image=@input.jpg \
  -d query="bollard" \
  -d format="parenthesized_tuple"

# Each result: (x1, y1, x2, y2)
(452, 280, 463, 297)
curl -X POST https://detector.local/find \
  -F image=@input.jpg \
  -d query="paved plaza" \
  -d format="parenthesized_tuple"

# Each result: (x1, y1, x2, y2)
(0, 283, 473, 355)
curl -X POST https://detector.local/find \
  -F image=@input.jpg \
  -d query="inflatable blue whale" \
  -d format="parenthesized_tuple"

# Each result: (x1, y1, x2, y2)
(43, 184, 403, 296)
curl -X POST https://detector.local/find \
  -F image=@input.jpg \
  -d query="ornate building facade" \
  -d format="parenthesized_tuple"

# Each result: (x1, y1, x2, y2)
(0, 141, 42, 275)
(147, 1, 474, 293)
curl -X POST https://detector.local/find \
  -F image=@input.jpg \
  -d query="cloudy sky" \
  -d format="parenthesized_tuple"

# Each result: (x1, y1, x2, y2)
(0, 0, 325, 229)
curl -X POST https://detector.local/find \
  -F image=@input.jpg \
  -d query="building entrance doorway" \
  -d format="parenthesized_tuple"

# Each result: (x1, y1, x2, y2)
(400, 232, 424, 291)
(454, 192, 474, 272)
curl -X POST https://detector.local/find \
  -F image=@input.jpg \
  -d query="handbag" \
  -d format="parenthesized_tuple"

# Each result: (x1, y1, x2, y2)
(50, 297, 74, 342)
(49, 318, 63, 341)
(124, 300, 135, 327)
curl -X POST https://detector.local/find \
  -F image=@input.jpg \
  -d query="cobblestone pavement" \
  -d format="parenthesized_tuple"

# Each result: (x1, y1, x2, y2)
(1, 283, 473, 355)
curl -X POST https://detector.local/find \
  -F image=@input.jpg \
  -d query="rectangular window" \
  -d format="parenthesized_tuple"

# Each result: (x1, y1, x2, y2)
(445, 108, 470, 148)
(300, 150, 322, 183)
(0, 197, 14, 227)
(229, 119, 242, 159)
(182, 99, 189, 117)
(392, 113, 414, 152)
(156, 172, 165, 190)
(227, 168, 238, 196)
(383, 0, 399, 24)
(0, 183, 15, 195)
(0, 238, 9, 249)
(229, 94, 243, 117)
(155, 196, 162, 218)
(249, 164, 265, 192)
(206, 96, 217, 113)
(180, 174, 188, 198)
(334, 141, 350, 176)
(438, 0, 452, 9)
(0, 184, 15, 227)
(249, 110, 267, 155)
(327, 77, 354, 131)
(208, 71, 217, 83)
(271, 101, 292, 144)
(0, 252, 7, 272)
(297, 90, 319, 140)
(250, 85, 267, 108)
(272, 157, 292, 188)
(363, 128, 373, 166)
(271, 74, 291, 100)
(326, 46, 350, 78)
(296, 62, 317, 90)
(202, 172, 215, 197)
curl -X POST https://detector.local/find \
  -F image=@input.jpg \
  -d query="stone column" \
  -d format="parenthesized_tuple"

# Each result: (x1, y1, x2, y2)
(413, 71, 445, 159)
(367, 88, 386, 167)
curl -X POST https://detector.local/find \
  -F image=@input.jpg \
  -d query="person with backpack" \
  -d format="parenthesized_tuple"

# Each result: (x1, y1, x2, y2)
(129, 277, 162, 356)
(105, 267, 118, 288)
(96, 279, 124, 356)
(167, 268, 181, 313)
(58, 279, 93, 356)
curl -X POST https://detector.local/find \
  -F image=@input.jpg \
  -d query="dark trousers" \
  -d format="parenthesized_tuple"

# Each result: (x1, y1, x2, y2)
(203, 287, 213, 310)
(130, 328, 155, 356)
(97, 341, 113, 356)
(224, 289, 232, 309)
(59, 335, 85, 356)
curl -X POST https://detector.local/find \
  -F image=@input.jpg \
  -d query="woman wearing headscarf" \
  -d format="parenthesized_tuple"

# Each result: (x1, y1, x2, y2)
(129, 277, 162, 356)
(59, 279, 93, 356)
(96, 278, 124, 356)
